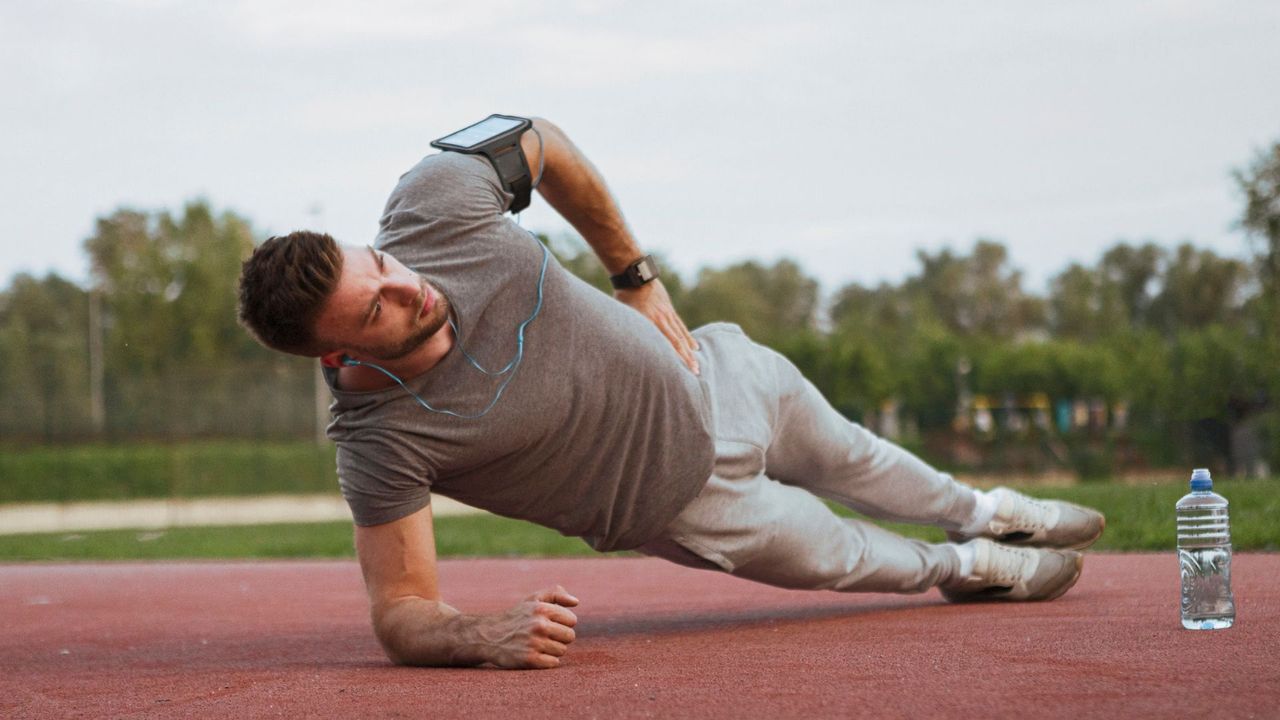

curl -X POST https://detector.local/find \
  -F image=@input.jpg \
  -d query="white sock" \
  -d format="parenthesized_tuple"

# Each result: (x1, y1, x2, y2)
(950, 542, 977, 577)
(959, 488, 1000, 536)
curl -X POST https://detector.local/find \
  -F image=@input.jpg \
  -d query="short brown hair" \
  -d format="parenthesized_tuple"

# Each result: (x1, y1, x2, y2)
(237, 231, 343, 356)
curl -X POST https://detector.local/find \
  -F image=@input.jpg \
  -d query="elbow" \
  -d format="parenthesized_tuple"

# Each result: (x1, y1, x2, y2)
(530, 116, 559, 134)
(530, 117, 569, 153)
(369, 596, 465, 668)
(370, 608, 413, 666)
(527, 117, 568, 192)
(382, 645, 414, 667)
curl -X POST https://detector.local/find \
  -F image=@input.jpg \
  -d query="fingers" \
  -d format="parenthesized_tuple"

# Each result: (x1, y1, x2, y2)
(522, 609, 576, 670)
(529, 652, 563, 669)
(682, 320, 699, 353)
(531, 592, 578, 641)
(537, 637, 570, 657)
(523, 585, 580, 627)
(615, 282, 701, 375)
(536, 601, 579, 629)
(524, 600, 578, 669)
(658, 313, 700, 375)
(491, 587, 583, 670)
(527, 584, 579, 607)
(672, 313, 700, 362)
(519, 638, 573, 669)
(539, 615, 577, 644)
(522, 607, 576, 642)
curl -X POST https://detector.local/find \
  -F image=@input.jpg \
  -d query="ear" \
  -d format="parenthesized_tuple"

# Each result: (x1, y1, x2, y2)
(319, 350, 348, 369)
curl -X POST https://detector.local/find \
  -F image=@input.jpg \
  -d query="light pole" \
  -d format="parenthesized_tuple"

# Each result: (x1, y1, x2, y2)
(88, 288, 105, 435)
(954, 356, 972, 432)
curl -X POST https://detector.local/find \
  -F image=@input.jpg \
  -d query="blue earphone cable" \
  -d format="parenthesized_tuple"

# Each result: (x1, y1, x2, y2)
(448, 237, 548, 376)
(346, 236, 550, 419)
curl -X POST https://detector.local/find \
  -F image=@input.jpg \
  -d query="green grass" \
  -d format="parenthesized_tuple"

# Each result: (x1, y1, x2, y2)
(1, 478, 1275, 562)
(837, 477, 1280, 552)
(7, 440, 1273, 554)
(0, 441, 337, 503)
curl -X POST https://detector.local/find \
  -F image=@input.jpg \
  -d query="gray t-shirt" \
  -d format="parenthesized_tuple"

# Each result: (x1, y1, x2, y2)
(325, 152, 715, 551)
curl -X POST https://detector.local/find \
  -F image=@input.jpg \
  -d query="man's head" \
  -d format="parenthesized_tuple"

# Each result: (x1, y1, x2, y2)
(237, 231, 451, 365)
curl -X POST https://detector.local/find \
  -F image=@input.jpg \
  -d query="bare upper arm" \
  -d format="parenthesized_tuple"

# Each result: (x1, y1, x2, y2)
(520, 117, 558, 191)
(354, 504, 441, 616)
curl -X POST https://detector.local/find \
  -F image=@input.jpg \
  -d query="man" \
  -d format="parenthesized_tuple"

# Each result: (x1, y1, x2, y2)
(237, 117, 1104, 670)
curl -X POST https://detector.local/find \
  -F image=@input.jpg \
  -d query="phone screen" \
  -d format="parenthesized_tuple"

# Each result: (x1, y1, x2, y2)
(436, 116, 524, 149)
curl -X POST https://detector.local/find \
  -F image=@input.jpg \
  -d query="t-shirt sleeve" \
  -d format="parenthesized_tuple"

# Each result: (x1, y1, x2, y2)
(335, 432, 435, 527)
(381, 151, 516, 225)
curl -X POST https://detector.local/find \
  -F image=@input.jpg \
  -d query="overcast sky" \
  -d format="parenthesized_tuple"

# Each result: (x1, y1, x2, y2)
(3, 0, 1278, 295)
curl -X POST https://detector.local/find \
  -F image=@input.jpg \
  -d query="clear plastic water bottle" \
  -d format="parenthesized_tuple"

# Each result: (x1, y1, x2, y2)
(1175, 468, 1235, 630)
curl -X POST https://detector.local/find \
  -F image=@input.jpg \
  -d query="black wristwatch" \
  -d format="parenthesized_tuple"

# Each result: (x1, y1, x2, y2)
(610, 255, 661, 289)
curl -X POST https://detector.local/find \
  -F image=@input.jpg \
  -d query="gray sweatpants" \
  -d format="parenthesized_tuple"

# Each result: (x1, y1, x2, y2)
(639, 323, 971, 594)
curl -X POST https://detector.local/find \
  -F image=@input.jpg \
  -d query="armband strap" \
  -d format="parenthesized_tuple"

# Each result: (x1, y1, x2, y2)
(430, 114, 533, 214)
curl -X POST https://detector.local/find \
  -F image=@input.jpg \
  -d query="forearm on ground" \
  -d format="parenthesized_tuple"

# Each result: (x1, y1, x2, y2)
(372, 596, 491, 667)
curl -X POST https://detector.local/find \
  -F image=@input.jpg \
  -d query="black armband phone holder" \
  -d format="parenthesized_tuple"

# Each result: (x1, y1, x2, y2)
(430, 114, 534, 213)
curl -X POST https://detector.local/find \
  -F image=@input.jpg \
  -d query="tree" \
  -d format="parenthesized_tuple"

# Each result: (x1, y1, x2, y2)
(1236, 142, 1280, 300)
(1048, 263, 1116, 340)
(829, 281, 911, 337)
(1166, 325, 1270, 470)
(904, 240, 1045, 339)
(1049, 242, 1165, 339)
(1149, 243, 1250, 334)
(79, 201, 312, 439)
(0, 273, 91, 440)
(1099, 242, 1163, 328)
(680, 259, 819, 348)
(1234, 141, 1280, 469)
(83, 201, 259, 372)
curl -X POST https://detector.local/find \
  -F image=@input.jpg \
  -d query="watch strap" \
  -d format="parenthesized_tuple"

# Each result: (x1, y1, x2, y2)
(610, 255, 660, 289)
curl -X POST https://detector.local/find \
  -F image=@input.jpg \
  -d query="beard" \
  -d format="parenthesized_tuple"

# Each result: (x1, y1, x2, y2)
(352, 282, 452, 362)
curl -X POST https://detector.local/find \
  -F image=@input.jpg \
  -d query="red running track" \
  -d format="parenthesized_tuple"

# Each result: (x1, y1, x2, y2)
(3, 554, 1277, 719)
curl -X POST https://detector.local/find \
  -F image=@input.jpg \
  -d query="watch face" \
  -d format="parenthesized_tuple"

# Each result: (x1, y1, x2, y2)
(637, 259, 657, 281)
(612, 256, 659, 289)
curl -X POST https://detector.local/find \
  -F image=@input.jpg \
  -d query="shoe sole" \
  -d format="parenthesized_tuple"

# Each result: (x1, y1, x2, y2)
(941, 552, 1084, 603)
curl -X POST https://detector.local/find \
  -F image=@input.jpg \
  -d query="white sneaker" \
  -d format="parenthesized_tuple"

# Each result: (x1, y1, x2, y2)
(949, 487, 1105, 550)
(941, 538, 1083, 603)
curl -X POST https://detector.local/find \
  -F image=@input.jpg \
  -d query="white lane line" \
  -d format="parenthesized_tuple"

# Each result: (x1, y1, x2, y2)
(0, 495, 484, 535)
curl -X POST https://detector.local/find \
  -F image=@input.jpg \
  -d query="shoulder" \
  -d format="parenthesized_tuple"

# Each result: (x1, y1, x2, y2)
(378, 153, 515, 243)
(404, 150, 494, 181)
(335, 426, 436, 490)
(388, 152, 509, 213)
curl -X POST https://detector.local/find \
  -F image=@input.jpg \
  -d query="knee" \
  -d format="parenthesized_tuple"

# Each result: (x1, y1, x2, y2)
(729, 519, 867, 590)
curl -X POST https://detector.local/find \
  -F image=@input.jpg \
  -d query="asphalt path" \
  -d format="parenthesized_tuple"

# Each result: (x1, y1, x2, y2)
(3, 554, 1276, 719)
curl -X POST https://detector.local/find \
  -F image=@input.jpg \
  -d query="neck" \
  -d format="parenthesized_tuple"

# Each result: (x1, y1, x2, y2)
(335, 322, 456, 392)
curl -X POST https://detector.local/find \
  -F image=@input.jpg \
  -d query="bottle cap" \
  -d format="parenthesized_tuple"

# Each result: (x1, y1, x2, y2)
(1190, 467, 1212, 491)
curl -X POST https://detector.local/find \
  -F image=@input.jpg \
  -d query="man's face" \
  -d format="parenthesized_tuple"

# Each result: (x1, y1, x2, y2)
(315, 245, 451, 361)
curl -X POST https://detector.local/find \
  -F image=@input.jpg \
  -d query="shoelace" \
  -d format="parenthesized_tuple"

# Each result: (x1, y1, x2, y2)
(985, 543, 1035, 585)
(995, 492, 1051, 533)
